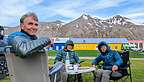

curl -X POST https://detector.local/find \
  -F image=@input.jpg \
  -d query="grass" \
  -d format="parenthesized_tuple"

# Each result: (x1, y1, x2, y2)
(131, 60, 144, 82)
(48, 50, 100, 57)
(48, 50, 144, 58)
(0, 60, 144, 82)
(0, 50, 144, 82)
(129, 51, 144, 58)
(0, 77, 10, 82)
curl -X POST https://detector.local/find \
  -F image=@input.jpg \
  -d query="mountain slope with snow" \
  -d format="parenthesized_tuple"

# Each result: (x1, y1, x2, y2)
(4, 14, 144, 40)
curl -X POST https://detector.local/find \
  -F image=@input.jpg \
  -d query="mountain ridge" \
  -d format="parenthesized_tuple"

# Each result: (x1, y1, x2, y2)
(2, 14, 144, 40)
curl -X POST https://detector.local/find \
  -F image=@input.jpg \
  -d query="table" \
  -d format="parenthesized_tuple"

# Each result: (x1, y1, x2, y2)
(66, 67, 96, 82)
(67, 67, 96, 75)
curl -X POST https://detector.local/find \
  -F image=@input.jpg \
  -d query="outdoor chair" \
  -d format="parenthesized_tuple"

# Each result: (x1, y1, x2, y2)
(93, 51, 132, 82)
(49, 62, 64, 82)
(5, 46, 64, 82)
(4, 46, 51, 82)
(110, 51, 132, 82)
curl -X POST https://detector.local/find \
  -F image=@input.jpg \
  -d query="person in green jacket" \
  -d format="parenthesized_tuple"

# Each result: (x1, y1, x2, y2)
(54, 40, 83, 82)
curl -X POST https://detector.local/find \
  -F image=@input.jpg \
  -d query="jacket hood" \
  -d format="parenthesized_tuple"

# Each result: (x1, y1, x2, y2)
(98, 41, 110, 54)
(64, 40, 74, 50)
(65, 40, 74, 46)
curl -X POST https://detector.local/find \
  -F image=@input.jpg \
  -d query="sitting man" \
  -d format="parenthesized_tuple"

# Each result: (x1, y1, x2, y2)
(7, 12, 51, 58)
(92, 41, 123, 82)
(54, 40, 83, 82)
(6, 12, 63, 82)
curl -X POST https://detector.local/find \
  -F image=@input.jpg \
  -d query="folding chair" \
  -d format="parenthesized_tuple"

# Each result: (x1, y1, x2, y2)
(110, 51, 132, 82)
(5, 46, 51, 82)
(49, 62, 64, 82)
(0, 56, 8, 80)
(0, 43, 8, 80)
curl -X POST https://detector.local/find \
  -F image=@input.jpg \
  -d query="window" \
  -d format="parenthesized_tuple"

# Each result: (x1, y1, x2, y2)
(62, 46, 64, 49)
(139, 43, 143, 49)
(56, 46, 59, 50)
(135, 43, 138, 48)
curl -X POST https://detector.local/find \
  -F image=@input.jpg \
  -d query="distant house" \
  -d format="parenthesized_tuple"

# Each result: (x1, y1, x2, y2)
(50, 38, 69, 50)
(51, 38, 128, 51)
(70, 38, 128, 51)
(128, 40, 144, 50)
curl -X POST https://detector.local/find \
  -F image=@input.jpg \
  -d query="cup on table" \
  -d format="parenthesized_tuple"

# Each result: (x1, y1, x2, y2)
(74, 64, 79, 72)
(67, 64, 74, 70)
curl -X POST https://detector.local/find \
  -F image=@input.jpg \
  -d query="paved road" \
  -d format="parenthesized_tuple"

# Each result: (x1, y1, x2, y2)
(48, 56, 144, 60)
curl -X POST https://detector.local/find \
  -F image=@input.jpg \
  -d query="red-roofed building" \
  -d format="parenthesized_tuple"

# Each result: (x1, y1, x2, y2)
(128, 40, 144, 50)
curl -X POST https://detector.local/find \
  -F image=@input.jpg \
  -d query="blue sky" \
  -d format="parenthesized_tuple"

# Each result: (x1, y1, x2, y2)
(0, 0, 144, 26)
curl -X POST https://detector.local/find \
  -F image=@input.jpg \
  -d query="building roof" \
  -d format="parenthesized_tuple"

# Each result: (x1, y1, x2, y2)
(128, 40, 144, 43)
(70, 38, 128, 43)
(52, 38, 69, 43)
(52, 38, 128, 43)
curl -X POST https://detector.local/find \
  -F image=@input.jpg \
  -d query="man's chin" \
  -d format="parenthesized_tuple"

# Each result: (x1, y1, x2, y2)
(29, 33, 36, 36)
(67, 49, 73, 51)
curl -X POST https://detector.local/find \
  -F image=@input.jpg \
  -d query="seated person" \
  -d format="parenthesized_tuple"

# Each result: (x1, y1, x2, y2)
(6, 12, 64, 82)
(54, 40, 83, 82)
(92, 41, 123, 82)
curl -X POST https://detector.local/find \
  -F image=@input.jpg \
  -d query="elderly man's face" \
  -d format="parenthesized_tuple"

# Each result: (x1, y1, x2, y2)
(20, 16, 38, 35)
(100, 45, 107, 53)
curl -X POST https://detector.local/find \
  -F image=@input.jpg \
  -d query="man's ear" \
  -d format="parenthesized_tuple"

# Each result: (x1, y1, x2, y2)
(20, 23, 24, 30)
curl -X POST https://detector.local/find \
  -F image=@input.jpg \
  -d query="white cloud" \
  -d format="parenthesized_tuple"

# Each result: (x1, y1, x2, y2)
(118, 7, 144, 23)
(82, 0, 126, 11)
(0, 0, 144, 26)
(123, 12, 144, 24)
(40, 0, 127, 19)
(43, 0, 88, 18)
(0, 0, 43, 26)
(121, 7, 144, 18)
(125, 13, 144, 18)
